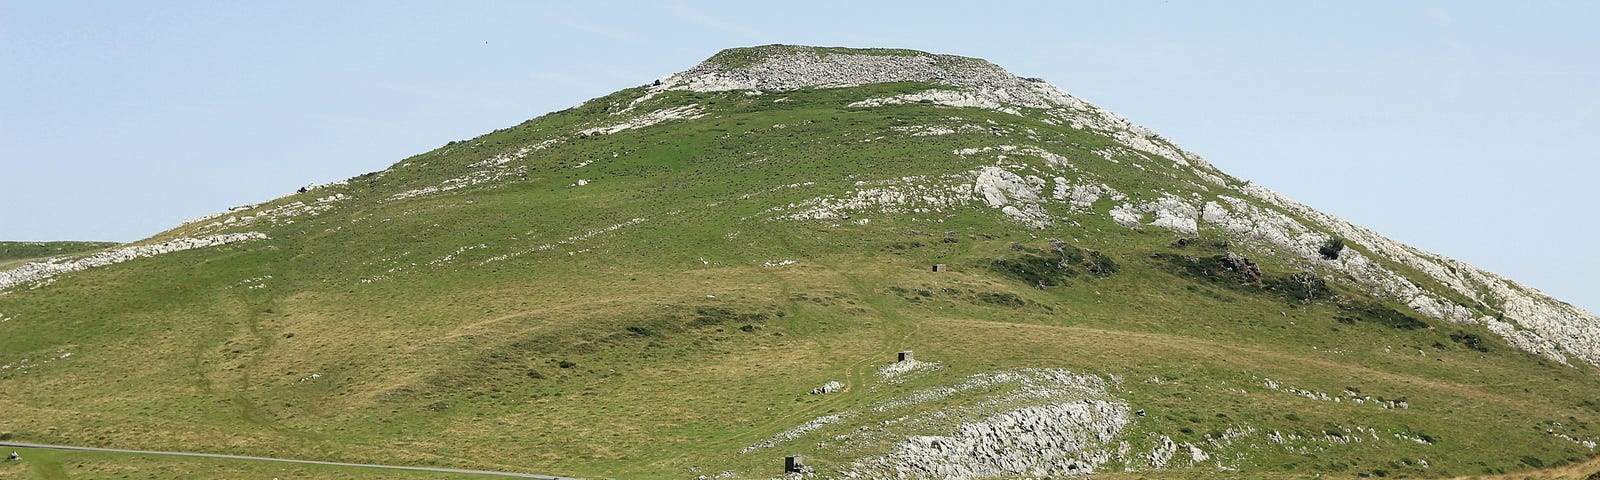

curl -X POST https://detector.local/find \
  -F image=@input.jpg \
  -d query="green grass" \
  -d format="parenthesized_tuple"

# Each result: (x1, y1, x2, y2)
(0, 241, 120, 266)
(1, 62, 1596, 479)
(1, 447, 516, 479)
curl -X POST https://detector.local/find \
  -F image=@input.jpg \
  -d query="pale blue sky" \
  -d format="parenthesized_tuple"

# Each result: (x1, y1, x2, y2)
(2, 1, 1596, 313)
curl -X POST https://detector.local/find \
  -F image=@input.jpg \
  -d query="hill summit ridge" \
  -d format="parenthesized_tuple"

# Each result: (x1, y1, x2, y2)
(652, 45, 1212, 171)
(664, 45, 1024, 97)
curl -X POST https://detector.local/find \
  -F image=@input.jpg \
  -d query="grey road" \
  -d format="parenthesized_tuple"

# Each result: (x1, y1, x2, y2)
(0, 441, 583, 479)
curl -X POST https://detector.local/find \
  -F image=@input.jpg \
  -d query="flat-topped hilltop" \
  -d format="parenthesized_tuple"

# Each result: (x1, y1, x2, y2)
(661, 44, 1037, 96)
(701, 45, 976, 69)
(655, 45, 1191, 162)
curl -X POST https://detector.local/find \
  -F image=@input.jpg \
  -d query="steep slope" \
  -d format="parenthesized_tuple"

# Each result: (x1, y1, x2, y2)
(2, 45, 1598, 479)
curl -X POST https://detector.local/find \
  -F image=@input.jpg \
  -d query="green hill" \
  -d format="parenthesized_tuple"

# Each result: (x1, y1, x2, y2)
(2, 45, 1597, 479)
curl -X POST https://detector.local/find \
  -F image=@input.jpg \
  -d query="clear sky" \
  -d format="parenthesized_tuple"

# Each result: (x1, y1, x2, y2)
(2, 1, 1596, 313)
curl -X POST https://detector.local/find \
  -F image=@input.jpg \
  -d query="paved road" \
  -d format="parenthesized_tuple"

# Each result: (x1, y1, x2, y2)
(0, 441, 582, 479)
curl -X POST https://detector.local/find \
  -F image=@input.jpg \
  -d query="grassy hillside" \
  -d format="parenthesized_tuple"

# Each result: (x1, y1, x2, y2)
(0, 241, 119, 268)
(1, 47, 1596, 479)
(0, 447, 518, 480)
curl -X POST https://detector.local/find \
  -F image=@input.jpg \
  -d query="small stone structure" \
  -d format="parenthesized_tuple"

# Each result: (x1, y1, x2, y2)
(932, 263, 947, 272)
(785, 454, 804, 473)
(898, 350, 914, 363)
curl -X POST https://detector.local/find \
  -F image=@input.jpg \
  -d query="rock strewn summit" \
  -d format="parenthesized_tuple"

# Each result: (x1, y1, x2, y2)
(662, 45, 1036, 100)
(657, 45, 1212, 170)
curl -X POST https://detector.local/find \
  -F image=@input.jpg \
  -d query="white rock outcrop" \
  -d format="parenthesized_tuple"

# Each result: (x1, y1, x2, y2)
(576, 104, 705, 136)
(195, 193, 347, 232)
(1234, 184, 1600, 366)
(811, 380, 844, 395)
(849, 400, 1131, 478)
(841, 369, 1134, 479)
(739, 413, 850, 454)
(1107, 186, 1597, 366)
(0, 233, 268, 293)
(877, 358, 941, 381)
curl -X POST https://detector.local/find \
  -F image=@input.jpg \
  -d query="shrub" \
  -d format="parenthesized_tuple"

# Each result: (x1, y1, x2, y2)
(992, 241, 1119, 288)
(1580, 399, 1600, 413)
(1319, 237, 1346, 260)
(1268, 271, 1329, 301)
(977, 292, 1026, 307)
(1450, 330, 1491, 352)
(1338, 301, 1428, 330)
(1079, 249, 1120, 277)
(991, 252, 1073, 287)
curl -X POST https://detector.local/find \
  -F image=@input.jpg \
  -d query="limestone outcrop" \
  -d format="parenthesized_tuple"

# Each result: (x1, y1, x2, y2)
(0, 233, 267, 293)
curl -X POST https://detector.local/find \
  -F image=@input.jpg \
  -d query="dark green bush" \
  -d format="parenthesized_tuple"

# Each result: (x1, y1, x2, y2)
(1338, 301, 1428, 330)
(1450, 330, 1490, 352)
(1319, 237, 1346, 260)
(991, 252, 1071, 287)
(977, 292, 1026, 307)
(1270, 272, 1329, 301)
(991, 241, 1119, 288)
